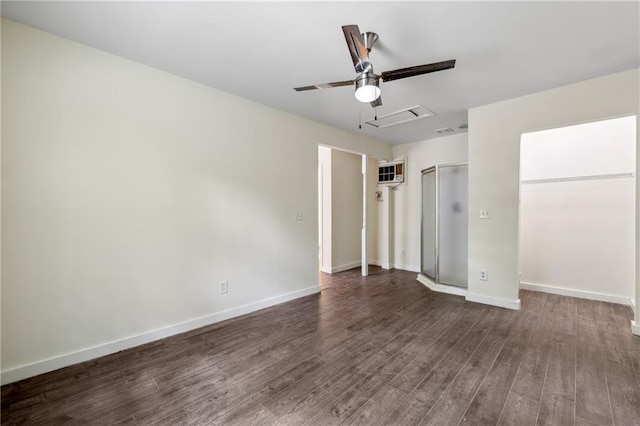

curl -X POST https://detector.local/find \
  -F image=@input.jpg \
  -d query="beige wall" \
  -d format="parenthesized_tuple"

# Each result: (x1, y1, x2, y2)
(391, 133, 469, 272)
(468, 68, 639, 310)
(330, 150, 363, 271)
(0, 19, 391, 382)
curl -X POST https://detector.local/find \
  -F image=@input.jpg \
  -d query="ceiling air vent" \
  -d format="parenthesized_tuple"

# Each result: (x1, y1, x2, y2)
(363, 105, 435, 129)
(434, 127, 455, 134)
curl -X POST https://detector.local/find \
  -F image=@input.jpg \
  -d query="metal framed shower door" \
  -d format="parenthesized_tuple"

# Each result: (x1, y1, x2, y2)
(420, 162, 468, 289)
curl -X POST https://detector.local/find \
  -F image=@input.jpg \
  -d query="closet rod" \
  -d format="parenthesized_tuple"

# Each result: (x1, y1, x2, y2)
(521, 172, 634, 185)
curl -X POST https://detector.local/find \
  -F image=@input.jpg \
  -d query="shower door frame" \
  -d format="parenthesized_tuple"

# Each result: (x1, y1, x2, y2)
(420, 162, 468, 288)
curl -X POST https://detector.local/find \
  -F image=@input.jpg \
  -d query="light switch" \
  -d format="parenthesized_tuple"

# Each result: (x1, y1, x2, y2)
(295, 211, 304, 221)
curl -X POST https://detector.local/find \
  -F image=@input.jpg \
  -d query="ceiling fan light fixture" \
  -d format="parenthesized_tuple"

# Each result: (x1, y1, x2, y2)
(293, 25, 456, 110)
(354, 73, 381, 103)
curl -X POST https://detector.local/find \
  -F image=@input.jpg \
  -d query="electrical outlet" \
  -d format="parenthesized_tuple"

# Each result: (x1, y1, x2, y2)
(480, 209, 490, 219)
(219, 281, 228, 294)
(479, 270, 488, 281)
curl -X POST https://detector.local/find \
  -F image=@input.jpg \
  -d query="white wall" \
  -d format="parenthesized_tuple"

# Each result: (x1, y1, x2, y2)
(391, 133, 468, 272)
(367, 156, 380, 268)
(637, 108, 640, 334)
(520, 117, 636, 180)
(374, 185, 393, 270)
(468, 68, 639, 310)
(0, 19, 391, 382)
(318, 146, 332, 273)
(519, 116, 636, 305)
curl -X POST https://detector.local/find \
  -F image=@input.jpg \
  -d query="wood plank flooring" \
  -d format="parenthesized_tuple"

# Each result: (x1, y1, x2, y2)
(2, 267, 640, 425)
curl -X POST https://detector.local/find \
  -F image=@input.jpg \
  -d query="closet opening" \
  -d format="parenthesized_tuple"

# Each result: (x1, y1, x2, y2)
(518, 115, 636, 307)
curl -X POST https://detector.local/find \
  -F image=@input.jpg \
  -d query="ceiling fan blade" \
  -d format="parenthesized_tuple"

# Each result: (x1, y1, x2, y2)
(370, 96, 382, 108)
(293, 79, 354, 91)
(380, 59, 456, 82)
(342, 25, 370, 73)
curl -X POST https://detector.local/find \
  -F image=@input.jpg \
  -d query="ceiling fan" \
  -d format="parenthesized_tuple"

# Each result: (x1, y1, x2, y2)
(294, 25, 456, 108)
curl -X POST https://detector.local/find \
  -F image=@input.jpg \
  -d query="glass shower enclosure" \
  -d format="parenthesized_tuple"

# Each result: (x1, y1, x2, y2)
(421, 163, 468, 288)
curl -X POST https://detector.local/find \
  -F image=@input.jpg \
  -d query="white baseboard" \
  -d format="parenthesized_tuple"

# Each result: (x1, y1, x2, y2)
(1, 285, 320, 385)
(328, 260, 388, 274)
(466, 292, 521, 311)
(393, 263, 420, 273)
(416, 274, 467, 297)
(519, 281, 634, 308)
(331, 261, 361, 273)
(632, 321, 640, 337)
(366, 259, 393, 270)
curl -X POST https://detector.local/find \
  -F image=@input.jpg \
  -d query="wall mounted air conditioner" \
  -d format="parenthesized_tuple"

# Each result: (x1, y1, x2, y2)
(378, 159, 406, 185)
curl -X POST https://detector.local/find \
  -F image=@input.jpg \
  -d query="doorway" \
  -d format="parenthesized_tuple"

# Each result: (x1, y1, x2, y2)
(318, 146, 379, 276)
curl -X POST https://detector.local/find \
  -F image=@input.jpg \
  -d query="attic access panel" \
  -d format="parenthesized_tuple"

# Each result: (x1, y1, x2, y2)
(363, 105, 435, 129)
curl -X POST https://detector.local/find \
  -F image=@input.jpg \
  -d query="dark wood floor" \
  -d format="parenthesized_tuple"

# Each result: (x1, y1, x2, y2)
(3, 267, 640, 425)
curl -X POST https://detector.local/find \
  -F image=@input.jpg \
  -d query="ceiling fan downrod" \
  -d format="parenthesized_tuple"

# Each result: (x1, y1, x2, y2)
(363, 32, 378, 53)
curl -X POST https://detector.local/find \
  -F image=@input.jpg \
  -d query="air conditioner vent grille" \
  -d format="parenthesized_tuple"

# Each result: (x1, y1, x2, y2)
(377, 159, 406, 185)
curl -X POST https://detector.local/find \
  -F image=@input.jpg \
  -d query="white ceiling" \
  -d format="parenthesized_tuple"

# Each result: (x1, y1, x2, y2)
(2, 1, 638, 145)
